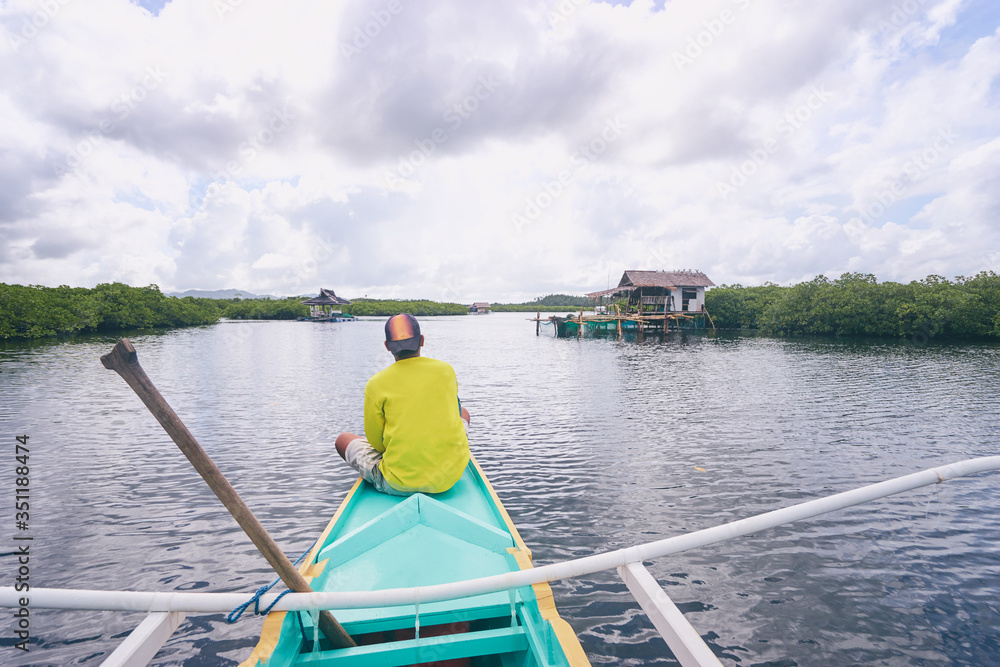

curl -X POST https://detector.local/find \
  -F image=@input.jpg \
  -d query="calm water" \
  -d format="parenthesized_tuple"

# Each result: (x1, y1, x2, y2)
(1, 314, 999, 666)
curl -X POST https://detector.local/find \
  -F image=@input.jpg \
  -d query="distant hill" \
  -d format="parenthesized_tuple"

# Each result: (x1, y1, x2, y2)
(167, 288, 285, 300)
(492, 293, 592, 312)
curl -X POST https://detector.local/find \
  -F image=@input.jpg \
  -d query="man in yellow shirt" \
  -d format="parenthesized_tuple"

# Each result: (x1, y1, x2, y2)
(335, 313, 471, 495)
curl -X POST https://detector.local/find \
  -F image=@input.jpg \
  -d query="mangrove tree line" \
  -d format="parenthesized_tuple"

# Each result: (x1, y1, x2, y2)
(705, 272, 1000, 339)
(0, 284, 474, 338)
(0, 283, 222, 339)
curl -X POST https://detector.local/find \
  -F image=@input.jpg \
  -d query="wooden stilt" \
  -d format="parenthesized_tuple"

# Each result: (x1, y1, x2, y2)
(703, 306, 717, 331)
(536, 310, 540, 336)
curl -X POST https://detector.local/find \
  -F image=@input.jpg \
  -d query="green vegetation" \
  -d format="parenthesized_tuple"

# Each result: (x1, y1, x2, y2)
(0, 285, 474, 339)
(344, 299, 469, 317)
(705, 272, 1000, 340)
(7, 274, 996, 342)
(492, 294, 591, 312)
(701, 283, 786, 330)
(222, 298, 308, 320)
(0, 283, 223, 339)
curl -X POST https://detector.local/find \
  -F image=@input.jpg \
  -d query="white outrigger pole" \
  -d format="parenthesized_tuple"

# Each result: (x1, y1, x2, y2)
(4, 455, 999, 667)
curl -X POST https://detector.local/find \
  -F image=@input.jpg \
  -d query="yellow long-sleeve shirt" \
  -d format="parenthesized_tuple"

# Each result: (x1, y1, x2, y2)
(363, 356, 469, 493)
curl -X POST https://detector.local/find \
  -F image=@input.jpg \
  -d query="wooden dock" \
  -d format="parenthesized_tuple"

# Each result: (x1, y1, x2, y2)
(529, 306, 716, 339)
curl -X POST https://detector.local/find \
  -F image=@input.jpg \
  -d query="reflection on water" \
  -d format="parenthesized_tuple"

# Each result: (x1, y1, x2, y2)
(1, 316, 998, 665)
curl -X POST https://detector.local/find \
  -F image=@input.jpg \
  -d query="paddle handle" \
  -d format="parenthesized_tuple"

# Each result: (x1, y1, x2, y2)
(101, 339, 355, 649)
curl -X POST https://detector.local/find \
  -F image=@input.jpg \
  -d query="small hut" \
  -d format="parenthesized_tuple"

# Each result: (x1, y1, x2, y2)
(469, 302, 492, 314)
(587, 270, 715, 314)
(301, 288, 351, 320)
(540, 269, 716, 338)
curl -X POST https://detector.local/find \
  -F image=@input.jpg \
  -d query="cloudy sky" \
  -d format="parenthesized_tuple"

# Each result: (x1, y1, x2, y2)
(1, 0, 998, 302)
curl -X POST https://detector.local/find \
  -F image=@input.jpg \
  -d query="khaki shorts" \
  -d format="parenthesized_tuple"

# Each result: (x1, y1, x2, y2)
(344, 421, 468, 496)
(344, 438, 413, 496)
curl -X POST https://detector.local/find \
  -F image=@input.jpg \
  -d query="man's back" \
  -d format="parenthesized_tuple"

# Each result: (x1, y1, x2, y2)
(364, 356, 469, 493)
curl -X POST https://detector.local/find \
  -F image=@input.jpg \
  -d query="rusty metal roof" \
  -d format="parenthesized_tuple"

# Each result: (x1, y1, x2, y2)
(585, 285, 642, 298)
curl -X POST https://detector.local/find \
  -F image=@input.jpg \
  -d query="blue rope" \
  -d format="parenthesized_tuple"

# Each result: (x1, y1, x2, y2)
(227, 540, 317, 623)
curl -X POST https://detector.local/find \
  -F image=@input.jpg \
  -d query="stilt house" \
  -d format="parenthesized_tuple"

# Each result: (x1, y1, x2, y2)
(587, 270, 715, 314)
(301, 288, 351, 318)
(469, 302, 492, 314)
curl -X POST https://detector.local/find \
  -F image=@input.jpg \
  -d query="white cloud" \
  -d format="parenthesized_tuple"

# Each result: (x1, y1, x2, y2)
(0, 0, 998, 300)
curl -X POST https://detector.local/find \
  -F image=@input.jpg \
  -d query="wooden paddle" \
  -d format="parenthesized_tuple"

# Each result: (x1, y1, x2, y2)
(101, 338, 355, 649)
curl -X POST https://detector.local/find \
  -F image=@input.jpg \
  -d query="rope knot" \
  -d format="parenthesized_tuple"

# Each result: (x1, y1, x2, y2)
(227, 540, 316, 624)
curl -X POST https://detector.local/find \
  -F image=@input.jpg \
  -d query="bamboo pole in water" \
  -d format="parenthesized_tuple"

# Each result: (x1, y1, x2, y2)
(703, 305, 716, 331)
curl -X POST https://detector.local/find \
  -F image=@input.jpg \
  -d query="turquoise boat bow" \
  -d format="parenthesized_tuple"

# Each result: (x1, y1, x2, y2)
(241, 455, 590, 666)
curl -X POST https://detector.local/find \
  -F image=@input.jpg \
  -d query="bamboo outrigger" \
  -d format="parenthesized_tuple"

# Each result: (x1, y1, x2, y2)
(3, 457, 999, 665)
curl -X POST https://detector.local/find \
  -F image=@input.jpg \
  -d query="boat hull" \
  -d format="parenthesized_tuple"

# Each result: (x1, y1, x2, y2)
(241, 456, 589, 666)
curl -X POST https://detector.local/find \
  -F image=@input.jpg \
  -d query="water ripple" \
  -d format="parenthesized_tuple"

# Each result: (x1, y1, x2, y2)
(1, 318, 998, 665)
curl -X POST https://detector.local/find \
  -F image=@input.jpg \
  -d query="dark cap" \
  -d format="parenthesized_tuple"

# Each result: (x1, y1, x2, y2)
(384, 313, 421, 355)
